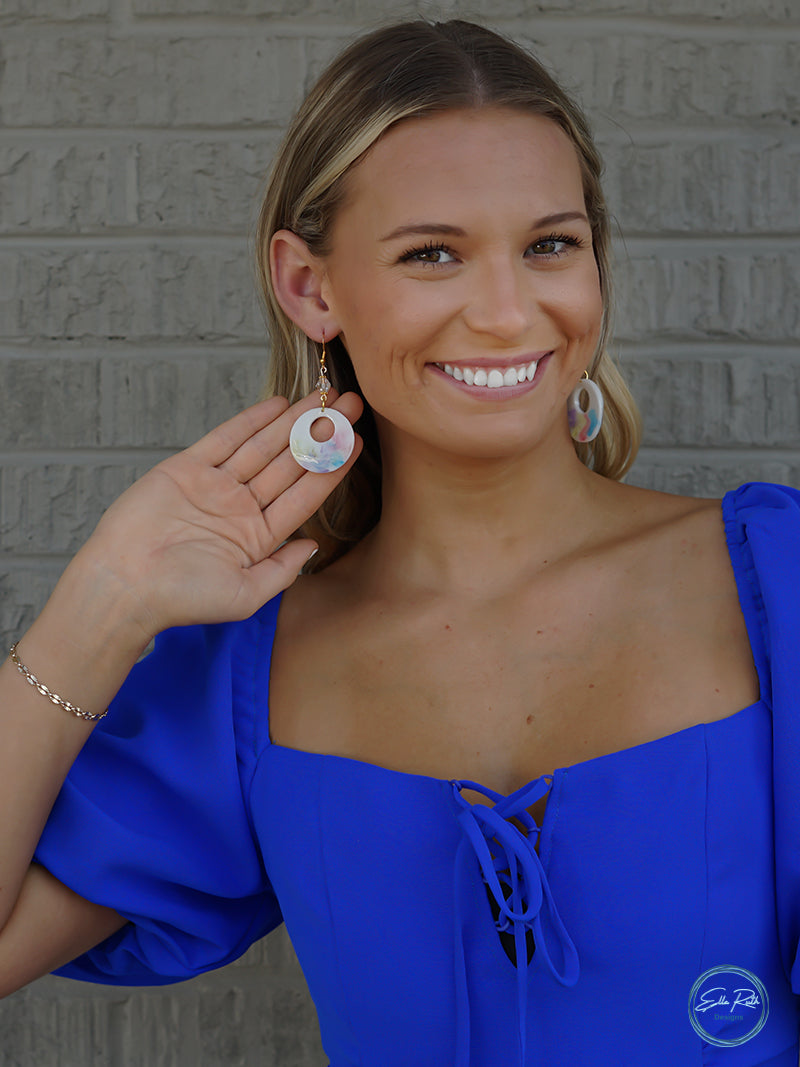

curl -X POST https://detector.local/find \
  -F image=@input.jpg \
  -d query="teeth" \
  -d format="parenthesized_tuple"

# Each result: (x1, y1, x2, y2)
(437, 359, 539, 388)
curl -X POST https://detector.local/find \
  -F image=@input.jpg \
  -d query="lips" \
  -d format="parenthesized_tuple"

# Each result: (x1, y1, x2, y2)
(434, 358, 542, 389)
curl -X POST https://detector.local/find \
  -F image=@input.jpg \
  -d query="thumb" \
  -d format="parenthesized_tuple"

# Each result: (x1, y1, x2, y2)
(243, 539, 319, 607)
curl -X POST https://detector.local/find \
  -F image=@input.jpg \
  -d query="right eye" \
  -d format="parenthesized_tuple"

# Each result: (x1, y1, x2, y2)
(400, 243, 457, 265)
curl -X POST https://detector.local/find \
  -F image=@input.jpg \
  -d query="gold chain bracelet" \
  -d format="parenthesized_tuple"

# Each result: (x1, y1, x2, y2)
(9, 643, 108, 722)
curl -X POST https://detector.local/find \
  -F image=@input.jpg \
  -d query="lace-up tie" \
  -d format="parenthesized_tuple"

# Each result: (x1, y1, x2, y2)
(451, 776, 580, 1065)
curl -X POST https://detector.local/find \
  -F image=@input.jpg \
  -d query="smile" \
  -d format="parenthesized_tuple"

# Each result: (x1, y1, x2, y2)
(435, 360, 539, 388)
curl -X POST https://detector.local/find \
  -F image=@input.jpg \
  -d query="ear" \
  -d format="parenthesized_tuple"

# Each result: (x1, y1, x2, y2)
(269, 229, 339, 342)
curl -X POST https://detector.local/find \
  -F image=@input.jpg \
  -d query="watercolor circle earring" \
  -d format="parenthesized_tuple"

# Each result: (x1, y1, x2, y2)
(567, 370, 604, 443)
(289, 335, 355, 473)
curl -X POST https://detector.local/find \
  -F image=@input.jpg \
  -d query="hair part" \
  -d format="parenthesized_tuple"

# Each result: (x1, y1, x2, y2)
(256, 18, 641, 569)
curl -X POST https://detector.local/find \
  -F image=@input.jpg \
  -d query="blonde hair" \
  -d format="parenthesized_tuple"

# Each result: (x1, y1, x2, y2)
(256, 19, 641, 568)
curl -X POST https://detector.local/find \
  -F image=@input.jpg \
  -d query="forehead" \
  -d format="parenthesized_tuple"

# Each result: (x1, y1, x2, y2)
(338, 108, 587, 228)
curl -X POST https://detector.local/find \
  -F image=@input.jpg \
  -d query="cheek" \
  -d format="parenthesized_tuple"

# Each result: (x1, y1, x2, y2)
(550, 268, 603, 340)
(335, 316, 415, 406)
(329, 270, 405, 348)
(337, 285, 455, 379)
(581, 290, 604, 342)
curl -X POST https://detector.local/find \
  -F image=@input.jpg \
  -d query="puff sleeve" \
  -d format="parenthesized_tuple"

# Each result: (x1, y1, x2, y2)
(724, 482, 800, 991)
(33, 604, 282, 985)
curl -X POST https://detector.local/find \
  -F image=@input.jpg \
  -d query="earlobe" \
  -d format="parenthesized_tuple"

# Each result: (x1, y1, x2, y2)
(269, 229, 339, 340)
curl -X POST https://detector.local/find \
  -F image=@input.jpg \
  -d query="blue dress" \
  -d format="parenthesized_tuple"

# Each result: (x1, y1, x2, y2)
(34, 483, 800, 1066)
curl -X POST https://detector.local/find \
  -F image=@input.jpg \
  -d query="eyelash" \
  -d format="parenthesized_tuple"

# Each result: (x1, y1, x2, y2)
(398, 232, 584, 265)
(529, 232, 585, 258)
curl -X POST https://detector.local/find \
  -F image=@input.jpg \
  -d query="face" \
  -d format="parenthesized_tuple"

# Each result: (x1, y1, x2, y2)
(319, 107, 603, 463)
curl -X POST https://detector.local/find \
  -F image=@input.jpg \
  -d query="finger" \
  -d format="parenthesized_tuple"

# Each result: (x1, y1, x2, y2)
(261, 434, 365, 549)
(246, 393, 364, 509)
(218, 391, 335, 482)
(187, 396, 290, 467)
(218, 538, 319, 621)
(245, 539, 320, 602)
(218, 389, 361, 485)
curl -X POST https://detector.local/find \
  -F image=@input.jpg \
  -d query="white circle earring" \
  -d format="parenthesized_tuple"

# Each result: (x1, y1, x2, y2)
(289, 335, 355, 473)
(567, 371, 604, 443)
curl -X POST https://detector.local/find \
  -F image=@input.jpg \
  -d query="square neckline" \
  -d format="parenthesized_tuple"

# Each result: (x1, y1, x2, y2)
(262, 490, 770, 789)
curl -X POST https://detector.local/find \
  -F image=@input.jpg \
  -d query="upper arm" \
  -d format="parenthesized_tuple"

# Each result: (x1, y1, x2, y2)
(22, 615, 282, 986)
(0, 863, 127, 998)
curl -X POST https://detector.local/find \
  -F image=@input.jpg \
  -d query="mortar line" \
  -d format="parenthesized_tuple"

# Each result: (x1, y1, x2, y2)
(0, 232, 798, 250)
(93, 14, 800, 42)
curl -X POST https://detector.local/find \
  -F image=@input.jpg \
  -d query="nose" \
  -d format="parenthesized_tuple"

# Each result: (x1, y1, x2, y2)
(462, 255, 530, 343)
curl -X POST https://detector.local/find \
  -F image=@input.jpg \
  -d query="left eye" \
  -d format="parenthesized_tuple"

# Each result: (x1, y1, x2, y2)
(528, 234, 580, 258)
(409, 246, 455, 264)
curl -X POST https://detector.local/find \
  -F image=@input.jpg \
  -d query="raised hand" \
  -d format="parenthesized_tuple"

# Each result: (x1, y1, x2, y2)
(74, 390, 363, 640)
(2, 398, 368, 976)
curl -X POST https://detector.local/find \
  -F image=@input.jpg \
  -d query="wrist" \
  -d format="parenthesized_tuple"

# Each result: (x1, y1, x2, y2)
(10, 553, 157, 721)
(8, 642, 109, 723)
(53, 544, 160, 653)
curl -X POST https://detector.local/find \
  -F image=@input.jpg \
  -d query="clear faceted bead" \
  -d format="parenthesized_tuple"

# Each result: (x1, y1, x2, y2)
(316, 374, 331, 392)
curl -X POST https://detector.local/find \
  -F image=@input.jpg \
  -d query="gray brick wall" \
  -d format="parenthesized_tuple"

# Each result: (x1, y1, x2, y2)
(1, 0, 798, 1064)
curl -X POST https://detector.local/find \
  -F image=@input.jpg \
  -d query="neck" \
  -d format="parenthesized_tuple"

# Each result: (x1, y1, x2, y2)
(352, 426, 604, 598)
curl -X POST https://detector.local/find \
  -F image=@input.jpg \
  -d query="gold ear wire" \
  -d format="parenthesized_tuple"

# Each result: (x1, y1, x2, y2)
(317, 331, 330, 413)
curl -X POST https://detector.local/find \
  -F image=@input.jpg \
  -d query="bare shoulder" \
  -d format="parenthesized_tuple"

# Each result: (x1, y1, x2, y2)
(592, 479, 746, 648)
(577, 479, 760, 723)
(592, 479, 727, 558)
(598, 477, 720, 520)
(580, 479, 746, 653)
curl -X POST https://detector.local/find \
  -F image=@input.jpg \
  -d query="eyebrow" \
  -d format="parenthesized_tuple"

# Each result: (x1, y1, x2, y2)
(379, 211, 590, 242)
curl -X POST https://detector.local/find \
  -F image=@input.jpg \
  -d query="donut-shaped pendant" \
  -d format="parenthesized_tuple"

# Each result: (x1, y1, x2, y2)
(289, 407, 355, 473)
(567, 378, 604, 443)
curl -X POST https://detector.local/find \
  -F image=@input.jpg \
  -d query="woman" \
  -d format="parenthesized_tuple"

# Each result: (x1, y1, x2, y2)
(1, 18, 798, 1066)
